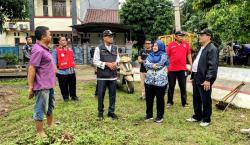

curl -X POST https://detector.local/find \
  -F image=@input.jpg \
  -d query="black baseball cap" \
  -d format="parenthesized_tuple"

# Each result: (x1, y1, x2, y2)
(103, 30, 114, 37)
(175, 31, 185, 36)
(198, 28, 213, 37)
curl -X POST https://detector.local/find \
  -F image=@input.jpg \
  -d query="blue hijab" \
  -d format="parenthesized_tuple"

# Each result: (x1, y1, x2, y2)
(148, 40, 166, 63)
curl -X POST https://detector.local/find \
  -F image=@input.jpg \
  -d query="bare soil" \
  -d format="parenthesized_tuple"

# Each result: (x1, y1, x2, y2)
(0, 87, 18, 116)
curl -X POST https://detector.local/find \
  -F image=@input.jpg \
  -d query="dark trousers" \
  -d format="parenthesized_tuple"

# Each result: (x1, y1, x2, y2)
(145, 84, 166, 118)
(57, 73, 78, 101)
(94, 82, 98, 96)
(97, 80, 116, 113)
(167, 71, 187, 106)
(192, 80, 212, 123)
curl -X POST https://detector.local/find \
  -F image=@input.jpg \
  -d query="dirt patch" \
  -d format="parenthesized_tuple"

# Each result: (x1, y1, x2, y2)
(0, 87, 19, 116)
(61, 132, 74, 144)
(75, 65, 96, 81)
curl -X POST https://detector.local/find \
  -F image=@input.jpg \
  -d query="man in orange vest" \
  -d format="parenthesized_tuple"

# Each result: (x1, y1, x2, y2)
(52, 36, 78, 101)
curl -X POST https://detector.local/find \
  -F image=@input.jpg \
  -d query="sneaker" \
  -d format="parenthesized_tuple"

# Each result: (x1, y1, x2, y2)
(186, 117, 199, 122)
(64, 99, 69, 102)
(107, 112, 118, 120)
(183, 104, 189, 108)
(144, 115, 154, 121)
(240, 128, 250, 134)
(155, 117, 163, 123)
(72, 97, 79, 101)
(166, 103, 173, 108)
(139, 96, 146, 100)
(98, 112, 104, 119)
(200, 122, 210, 127)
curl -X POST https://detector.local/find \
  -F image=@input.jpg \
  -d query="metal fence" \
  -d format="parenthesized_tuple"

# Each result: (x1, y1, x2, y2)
(0, 46, 20, 58)
(0, 43, 132, 67)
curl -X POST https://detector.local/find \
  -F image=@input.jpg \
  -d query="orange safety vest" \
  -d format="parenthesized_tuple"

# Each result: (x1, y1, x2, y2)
(56, 47, 75, 70)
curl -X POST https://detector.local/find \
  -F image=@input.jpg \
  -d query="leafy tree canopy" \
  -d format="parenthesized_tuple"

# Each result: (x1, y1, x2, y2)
(0, 0, 29, 32)
(120, 0, 174, 42)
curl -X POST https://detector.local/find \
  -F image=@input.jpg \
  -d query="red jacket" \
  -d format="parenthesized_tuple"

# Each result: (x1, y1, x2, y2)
(56, 47, 75, 69)
(167, 40, 191, 71)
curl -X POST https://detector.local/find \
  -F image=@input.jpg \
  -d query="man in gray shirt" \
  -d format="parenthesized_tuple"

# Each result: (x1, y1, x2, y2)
(23, 36, 33, 63)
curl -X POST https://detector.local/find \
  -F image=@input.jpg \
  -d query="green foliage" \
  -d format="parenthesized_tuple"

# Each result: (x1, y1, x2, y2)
(120, 0, 174, 41)
(183, 0, 250, 45)
(191, 0, 221, 10)
(3, 54, 19, 65)
(0, 0, 29, 32)
(132, 47, 139, 62)
(206, 0, 250, 43)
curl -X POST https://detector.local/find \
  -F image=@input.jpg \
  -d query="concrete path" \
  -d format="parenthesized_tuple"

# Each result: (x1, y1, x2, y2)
(132, 66, 250, 109)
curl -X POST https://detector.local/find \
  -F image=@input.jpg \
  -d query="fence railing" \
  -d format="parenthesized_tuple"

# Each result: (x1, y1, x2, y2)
(0, 43, 132, 67)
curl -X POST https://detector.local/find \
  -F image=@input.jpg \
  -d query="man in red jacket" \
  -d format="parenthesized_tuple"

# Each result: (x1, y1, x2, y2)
(53, 36, 78, 101)
(167, 31, 192, 107)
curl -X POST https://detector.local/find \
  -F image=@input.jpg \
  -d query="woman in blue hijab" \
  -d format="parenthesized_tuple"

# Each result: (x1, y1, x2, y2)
(144, 40, 169, 123)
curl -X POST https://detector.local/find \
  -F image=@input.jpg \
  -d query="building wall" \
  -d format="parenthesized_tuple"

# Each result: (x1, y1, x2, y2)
(35, 0, 81, 17)
(34, 18, 73, 31)
(0, 22, 30, 46)
(34, 0, 44, 16)
(78, 32, 125, 47)
(0, 0, 83, 46)
(115, 33, 126, 46)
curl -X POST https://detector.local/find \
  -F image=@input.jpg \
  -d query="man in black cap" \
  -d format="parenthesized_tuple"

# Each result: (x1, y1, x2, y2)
(93, 30, 120, 120)
(186, 28, 219, 127)
(167, 31, 192, 107)
(138, 39, 152, 100)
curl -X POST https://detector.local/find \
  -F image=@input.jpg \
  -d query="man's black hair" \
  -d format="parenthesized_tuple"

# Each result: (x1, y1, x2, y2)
(35, 26, 49, 40)
(58, 36, 67, 41)
(25, 36, 32, 40)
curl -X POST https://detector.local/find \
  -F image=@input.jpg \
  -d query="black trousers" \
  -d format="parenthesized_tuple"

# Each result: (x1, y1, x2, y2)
(57, 73, 78, 101)
(97, 80, 116, 113)
(192, 80, 212, 123)
(167, 71, 187, 106)
(145, 84, 167, 118)
(94, 82, 98, 96)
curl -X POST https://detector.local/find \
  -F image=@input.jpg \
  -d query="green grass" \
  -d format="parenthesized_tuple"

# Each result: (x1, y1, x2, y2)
(0, 79, 250, 145)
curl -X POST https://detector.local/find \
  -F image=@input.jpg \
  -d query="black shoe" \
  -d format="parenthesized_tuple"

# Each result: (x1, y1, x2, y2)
(144, 115, 154, 121)
(98, 112, 104, 119)
(64, 99, 69, 102)
(107, 112, 118, 120)
(155, 117, 163, 123)
(72, 97, 79, 101)
(166, 103, 173, 108)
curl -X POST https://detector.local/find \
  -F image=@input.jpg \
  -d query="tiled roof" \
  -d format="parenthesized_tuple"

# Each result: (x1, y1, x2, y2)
(82, 9, 120, 24)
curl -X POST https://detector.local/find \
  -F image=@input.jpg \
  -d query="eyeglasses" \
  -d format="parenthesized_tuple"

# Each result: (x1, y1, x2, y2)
(145, 43, 151, 44)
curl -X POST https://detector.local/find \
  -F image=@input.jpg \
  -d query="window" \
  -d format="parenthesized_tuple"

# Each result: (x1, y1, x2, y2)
(43, 0, 48, 16)
(15, 38, 20, 46)
(52, 0, 66, 16)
